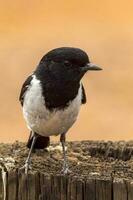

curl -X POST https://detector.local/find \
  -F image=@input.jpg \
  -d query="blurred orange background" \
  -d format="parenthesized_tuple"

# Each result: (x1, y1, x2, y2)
(0, 0, 133, 142)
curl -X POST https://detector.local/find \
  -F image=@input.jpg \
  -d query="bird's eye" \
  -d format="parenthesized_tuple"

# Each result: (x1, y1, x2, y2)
(64, 60, 70, 66)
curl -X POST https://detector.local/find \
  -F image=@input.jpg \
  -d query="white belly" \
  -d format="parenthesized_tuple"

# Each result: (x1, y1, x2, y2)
(23, 75, 82, 136)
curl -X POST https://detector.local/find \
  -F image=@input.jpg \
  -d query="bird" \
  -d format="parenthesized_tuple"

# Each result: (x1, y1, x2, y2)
(19, 47, 102, 174)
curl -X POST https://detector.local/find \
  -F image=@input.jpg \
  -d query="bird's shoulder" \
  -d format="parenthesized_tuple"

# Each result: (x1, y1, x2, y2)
(81, 84, 87, 104)
(19, 74, 33, 106)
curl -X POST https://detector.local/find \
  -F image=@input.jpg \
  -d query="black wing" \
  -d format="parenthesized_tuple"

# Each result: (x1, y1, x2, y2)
(19, 75, 33, 106)
(81, 84, 86, 104)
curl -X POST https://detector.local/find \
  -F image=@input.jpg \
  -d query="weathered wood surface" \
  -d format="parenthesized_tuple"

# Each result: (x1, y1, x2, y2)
(0, 141, 133, 200)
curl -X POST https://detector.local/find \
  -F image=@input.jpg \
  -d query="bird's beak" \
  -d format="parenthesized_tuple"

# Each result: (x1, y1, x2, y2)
(82, 63, 102, 72)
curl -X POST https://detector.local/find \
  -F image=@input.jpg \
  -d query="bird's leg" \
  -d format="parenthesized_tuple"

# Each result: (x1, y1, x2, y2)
(20, 132, 38, 174)
(60, 133, 71, 174)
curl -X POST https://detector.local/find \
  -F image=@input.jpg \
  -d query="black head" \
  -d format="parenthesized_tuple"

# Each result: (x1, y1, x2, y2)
(38, 47, 102, 83)
(40, 47, 89, 67)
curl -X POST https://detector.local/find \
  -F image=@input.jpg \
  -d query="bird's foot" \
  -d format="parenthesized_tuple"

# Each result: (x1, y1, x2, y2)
(61, 163, 71, 175)
(20, 161, 32, 175)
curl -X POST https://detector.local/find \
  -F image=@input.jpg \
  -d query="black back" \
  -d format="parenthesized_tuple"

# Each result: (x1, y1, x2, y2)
(81, 84, 86, 104)
(19, 75, 33, 106)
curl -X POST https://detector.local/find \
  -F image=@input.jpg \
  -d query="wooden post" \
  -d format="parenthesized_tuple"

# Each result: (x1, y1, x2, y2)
(1, 172, 133, 200)
(0, 141, 133, 200)
(0, 169, 3, 200)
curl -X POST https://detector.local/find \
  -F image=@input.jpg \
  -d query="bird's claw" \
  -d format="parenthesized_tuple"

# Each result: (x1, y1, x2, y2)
(20, 161, 32, 175)
(61, 164, 71, 175)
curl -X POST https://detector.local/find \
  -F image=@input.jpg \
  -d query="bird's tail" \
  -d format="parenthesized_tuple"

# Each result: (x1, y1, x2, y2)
(27, 131, 50, 149)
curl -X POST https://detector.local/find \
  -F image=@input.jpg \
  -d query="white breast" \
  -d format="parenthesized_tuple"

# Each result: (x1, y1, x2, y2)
(23, 75, 82, 136)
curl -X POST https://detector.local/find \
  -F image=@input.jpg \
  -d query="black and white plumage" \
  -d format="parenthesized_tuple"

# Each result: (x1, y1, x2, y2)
(19, 47, 102, 174)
